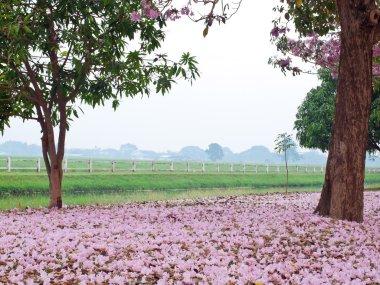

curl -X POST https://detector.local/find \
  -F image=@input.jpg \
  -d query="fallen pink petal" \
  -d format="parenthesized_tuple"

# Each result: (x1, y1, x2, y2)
(0, 192, 379, 284)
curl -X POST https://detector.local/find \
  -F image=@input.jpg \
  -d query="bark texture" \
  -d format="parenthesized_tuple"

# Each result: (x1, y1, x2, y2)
(315, 0, 376, 222)
(40, 116, 64, 209)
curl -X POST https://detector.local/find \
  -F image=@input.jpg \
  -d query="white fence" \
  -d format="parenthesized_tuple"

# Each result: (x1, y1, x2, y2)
(0, 156, 379, 174)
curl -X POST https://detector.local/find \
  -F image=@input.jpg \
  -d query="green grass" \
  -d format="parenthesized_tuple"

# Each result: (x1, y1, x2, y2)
(1, 172, 379, 210)
(1, 172, 380, 195)
(0, 186, 325, 210)
(0, 172, 334, 194)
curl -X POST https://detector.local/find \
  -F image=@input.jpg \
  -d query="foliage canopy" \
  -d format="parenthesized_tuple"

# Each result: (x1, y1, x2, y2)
(295, 70, 380, 153)
(0, 0, 199, 133)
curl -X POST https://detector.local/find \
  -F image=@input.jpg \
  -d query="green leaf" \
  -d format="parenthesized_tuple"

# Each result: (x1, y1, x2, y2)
(15, 24, 20, 36)
(23, 25, 32, 34)
(24, 14, 33, 23)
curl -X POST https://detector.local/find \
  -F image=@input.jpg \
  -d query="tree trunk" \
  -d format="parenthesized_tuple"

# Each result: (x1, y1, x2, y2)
(49, 164, 63, 208)
(41, 121, 64, 209)
(286, 168, 288, 195)
(285, 151, 288, 195)
(315, 0, 375, 222)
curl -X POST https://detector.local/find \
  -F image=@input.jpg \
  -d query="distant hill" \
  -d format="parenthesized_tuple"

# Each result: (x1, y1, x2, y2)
(4, 139, 375, 166)
(0, 141, 41, 156)
(237, 146, 278, 163)
(176, 146, 209, 161)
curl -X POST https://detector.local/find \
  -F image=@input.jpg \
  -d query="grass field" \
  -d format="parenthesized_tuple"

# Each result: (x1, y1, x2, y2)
(2, 172, 380, 194)
(0, 186, 324, 210)
(0, 172, 380, 210)
(0, 172, 331, 194)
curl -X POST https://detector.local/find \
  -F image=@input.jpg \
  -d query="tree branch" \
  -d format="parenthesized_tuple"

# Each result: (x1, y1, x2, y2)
(65, 54, 92, 103)
(23, 61, 47, 107)
(46, 6, 68, 162)
(60, 37, 75, 72)
(24, 60, 59, 165)
(0, 112, 39, 121)
(47, 6, 65, 113)
(3, 63, 43, 105)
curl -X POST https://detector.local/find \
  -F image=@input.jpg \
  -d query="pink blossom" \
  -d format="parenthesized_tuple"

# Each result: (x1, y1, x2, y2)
(0, 192, 379, 284)
(130, 11, 141, 22)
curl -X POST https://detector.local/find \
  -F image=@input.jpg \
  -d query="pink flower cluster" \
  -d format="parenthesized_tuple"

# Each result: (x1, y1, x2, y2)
(270, 27, 287, 38)
(272, 28, 380, 77)
(0, 192, 379, 284)
(164, 6, 194, 21)
(130, 0, 160, 22)
(129, 0, 194, 22)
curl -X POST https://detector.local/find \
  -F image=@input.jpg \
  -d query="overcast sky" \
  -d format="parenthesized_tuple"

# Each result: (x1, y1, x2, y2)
(1, 1, 320, 153)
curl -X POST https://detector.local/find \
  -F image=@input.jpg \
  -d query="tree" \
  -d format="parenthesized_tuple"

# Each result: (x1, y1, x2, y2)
(295, 69, 380, 153)
(206, 143, 224, 162)
(0, 0, 243, 209)
(287, 145, 301, 162)
(274, 133, 295, 195)
(0, 0, 200, 208)
(270, 0, 380, 222)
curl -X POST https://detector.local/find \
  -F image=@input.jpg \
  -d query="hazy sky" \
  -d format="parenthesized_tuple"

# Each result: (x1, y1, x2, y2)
(1, 1, 320, 153)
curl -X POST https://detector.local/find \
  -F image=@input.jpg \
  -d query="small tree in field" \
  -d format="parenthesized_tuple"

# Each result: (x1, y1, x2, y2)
(0, 0, 200, 208)
(275, 133, 295, 195)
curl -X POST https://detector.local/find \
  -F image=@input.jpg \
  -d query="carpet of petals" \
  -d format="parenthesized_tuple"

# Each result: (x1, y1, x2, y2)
(0, 192, 379, 285)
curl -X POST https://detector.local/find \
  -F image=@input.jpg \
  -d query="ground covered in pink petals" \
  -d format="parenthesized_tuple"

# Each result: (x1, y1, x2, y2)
(0, 192, 379, 285)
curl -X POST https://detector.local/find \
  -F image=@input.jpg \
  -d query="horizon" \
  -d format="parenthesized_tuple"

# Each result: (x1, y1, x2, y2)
(0, 139, 325, 155)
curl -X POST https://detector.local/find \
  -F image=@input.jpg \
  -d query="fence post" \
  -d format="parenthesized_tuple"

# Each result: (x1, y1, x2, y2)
(321, 166, 324, 173)
(296, 165, 299, 173)
(187, 162, 190, 173)
(266, 164, 269, 174)
(313, 167, 316, 173)
(305, 167, 308, 173)
(255, 165, 258, 174)
(152, 161, 155, 172)
(276, 165, 280, 173)
(217, 163, 220, 173)
(64, 159, 68, 173)
(170, 161, 174, 172)
(36, 158, 41, 173)
(6, 157, 11, 172)
(132, 161, 136, 172)
(88, 159, 93, 173)
(112, 161, 116, 172)
(202, 162, 205, 173)
(243, 163, 246, 174)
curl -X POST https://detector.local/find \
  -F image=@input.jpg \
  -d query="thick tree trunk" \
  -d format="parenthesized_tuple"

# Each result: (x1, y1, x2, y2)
(315, 0, 375, 222)
(49, 164, 63, 208)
